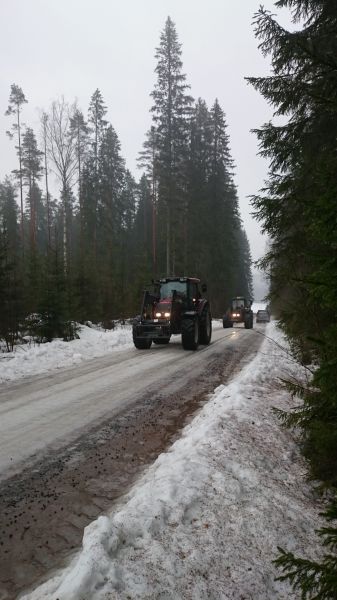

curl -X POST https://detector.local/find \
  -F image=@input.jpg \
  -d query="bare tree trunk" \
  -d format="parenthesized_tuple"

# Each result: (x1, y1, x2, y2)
(17, 109, 24, 256)
(62, 185, 68, 273)
(45, 99, 77, 274)
(152, 166, 157, 277)
(42, 114, 51, 248)
(77, 127, 84, 264)
(166, 206, 170, 276)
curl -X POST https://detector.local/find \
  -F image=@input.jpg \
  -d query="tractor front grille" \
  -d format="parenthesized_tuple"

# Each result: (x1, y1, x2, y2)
(136, 322, 170, 338)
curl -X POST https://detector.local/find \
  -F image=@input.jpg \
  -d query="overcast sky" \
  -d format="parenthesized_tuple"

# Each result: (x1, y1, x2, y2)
(0, 0, 293, 294)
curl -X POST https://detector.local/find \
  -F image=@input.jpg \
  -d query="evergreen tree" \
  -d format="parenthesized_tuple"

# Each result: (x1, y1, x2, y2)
(206, 99, 244, 312)
(88, 89, 107, 173)
(132, 175, 162, 312)
(70, 108, 89, 262)
(133, 173, 153, 263)
(0, 178, 20, 256)
(21, 128, 49, 316)
(0, 179, 22, 350)
(118, 170, 138, 315)
(138, 126, 159, 274)
(150, 16, 193, 275)
(98, 124, 126, 319)
(87, 89, 107, 261)
(21, 127, 43, 252)
(5, 84, 28, 251)
(185, 98, 212, 277)
(248, 1, 337, 595)
(248, 0, 337, 478)
(234, 228, 253, 300)
(41, 112, 52, 247)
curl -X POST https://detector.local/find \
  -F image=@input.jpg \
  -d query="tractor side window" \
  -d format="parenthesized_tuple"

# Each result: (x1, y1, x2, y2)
(143, 300, 153, 320)
(143, 292, 158, 320)
(189, 283, 199, 304)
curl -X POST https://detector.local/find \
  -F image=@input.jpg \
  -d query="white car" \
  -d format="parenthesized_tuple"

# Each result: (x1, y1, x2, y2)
(256, 310, 270, 323)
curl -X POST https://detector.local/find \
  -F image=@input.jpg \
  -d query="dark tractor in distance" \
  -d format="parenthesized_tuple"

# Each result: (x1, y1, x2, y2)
(223, 296, 254, 329)
(133, 277, 212, 351)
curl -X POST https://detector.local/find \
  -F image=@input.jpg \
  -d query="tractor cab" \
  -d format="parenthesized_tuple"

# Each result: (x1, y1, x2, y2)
(154, 278, 199, 312)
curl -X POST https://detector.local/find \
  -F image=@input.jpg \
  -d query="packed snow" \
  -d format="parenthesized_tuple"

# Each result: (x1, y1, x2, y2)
(0, 320, 224, 384)
(22, 322, 323, 600)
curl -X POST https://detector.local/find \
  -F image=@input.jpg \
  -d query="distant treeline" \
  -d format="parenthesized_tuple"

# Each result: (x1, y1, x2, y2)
(0, 17, 253, 347)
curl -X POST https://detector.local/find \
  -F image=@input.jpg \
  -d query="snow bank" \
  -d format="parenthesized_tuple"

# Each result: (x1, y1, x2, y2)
(0, 320, 224, 384)
(23, 323, 322, 600)
(0, 324, 133, 384)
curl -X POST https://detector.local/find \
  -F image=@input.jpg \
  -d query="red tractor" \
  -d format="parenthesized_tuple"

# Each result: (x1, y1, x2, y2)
(223, 296, 253, 329)
(132, 277, 212, 351)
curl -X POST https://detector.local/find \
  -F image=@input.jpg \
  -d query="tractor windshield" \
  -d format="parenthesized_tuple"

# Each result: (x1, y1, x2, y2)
(232, 298, 245, 309)
(160, 281, 187, 300)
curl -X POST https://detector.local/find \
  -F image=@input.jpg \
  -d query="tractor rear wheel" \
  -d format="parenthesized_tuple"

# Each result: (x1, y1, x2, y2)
(181, 318, 199, 351)
(199, 307, 212, 345)
(153, 337, 170, 345)
(244, 314, 253, 329)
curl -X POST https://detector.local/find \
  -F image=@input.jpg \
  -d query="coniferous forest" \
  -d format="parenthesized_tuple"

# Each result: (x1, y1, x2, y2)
(0, 17, 253, 348)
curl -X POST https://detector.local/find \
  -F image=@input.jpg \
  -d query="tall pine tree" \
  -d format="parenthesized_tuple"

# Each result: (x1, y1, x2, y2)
(5, 84, 28, 252)
(150, 17, 193, 275)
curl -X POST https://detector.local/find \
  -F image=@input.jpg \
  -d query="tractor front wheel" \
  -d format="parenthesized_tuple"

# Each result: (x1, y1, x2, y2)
(133, 331, 152, 349)
(223, 315, 233, 328)
(182, 319, 199, 351)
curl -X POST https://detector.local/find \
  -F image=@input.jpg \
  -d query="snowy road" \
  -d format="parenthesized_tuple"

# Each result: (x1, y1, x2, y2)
(0, 326, 249, 480)
(5, 322, 324, 600)
(0, 324, 263, 600)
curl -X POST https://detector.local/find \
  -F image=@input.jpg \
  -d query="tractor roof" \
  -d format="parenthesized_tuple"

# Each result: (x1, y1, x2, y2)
(157, 277, 200, 284)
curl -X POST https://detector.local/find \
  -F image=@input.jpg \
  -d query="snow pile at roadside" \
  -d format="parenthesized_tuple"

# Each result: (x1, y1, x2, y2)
(0, 324, 133, 384)
(0, 319, 224, 385)
(23, 323, 323, 600)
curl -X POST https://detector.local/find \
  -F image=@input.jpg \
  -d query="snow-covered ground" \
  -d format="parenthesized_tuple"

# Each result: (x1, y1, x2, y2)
(22, 322, 323, 600)
(0, 320, 224, 384)
(0, 324, 134, 384)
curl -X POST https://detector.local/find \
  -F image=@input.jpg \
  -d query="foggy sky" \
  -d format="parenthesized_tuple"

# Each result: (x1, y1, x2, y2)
(0, 0, 293, 296)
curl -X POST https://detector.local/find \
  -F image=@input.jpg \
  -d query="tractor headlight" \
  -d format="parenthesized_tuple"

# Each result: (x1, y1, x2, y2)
(155, 312, 162, 318)
(164, 312, 170, 318)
